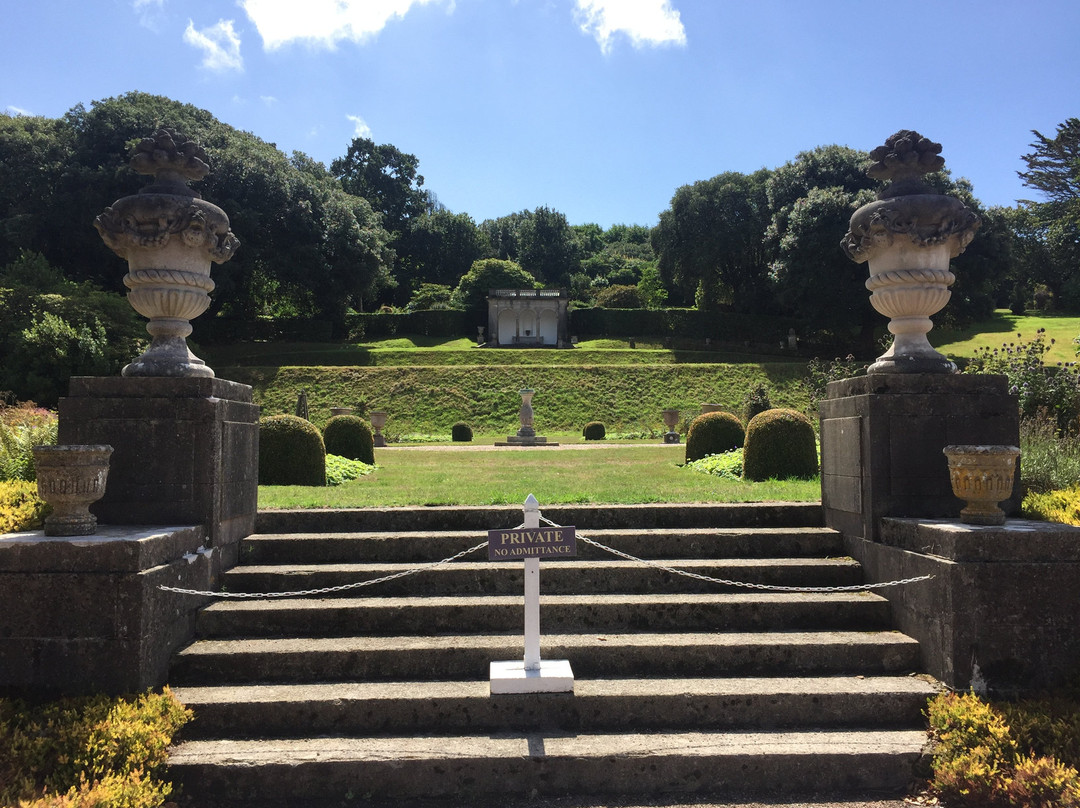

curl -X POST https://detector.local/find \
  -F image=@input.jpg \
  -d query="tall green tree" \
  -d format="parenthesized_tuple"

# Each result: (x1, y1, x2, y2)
(1019, 118, 1080, 214)
(652, 169, 774, 310)
(394, 210, 485, 303)
(516, 206, 580, 287)
(451, 259, 537, 311)
(330, 137, 428, 234)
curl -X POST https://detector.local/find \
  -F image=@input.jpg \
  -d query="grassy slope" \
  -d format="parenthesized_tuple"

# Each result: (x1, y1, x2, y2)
(221, 363, 810, 434)
(934, 311, 1080, 365)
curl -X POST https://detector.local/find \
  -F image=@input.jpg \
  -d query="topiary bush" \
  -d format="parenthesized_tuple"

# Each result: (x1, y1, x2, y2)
(451, 422, 473, 442)
(742, 408, 818, 481)
(684, 411, 744, 462)
(582, 421, 606, 441)
(742, 383, 772, 425)
(259, 414, 326, 486)
(323, 415, 375, 464)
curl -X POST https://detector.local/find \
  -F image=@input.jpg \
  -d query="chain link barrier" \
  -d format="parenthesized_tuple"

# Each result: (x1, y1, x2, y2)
(538, 515, 933, 594)
(159, 512, 932, 600)
(158, 538, 491, 599)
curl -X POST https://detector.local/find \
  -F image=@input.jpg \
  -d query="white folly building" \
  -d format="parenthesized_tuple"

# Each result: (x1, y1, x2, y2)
(486, 289, 570, 347)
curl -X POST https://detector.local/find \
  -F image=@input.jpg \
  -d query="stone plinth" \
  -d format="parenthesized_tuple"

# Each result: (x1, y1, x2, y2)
(848, 518, 1080, 694)
(0, 525, 216, 695)
(820, 373, 1019, 541)
(57, 377, 259, 564)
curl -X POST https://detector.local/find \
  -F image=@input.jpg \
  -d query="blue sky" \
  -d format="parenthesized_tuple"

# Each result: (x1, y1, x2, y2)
(4, 1, 1079, 228)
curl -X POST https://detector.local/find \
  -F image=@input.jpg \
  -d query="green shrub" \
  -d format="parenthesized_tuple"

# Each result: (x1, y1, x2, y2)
(259, 414, 326, 486)
(926, 690, 1080, 807)
(684, 411, 744, 463)
(1024, 484, 1080, 525)
(742, 383, 772, 425)
(685, 449, 743, 480)
(0, 479, 50, 532)
(582, 421, 606, 440)
(325, 454, 375, 486)
(742, 408, 818, 481)
(451, 422, 473, 442)
(0, 688, 190, 808)
(322, 414, 375, 464)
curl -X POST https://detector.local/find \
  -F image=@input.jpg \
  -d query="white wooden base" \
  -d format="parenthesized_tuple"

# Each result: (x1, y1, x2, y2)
(489, 659, 574, 694)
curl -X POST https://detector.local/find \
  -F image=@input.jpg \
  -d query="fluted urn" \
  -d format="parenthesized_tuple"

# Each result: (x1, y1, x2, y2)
(94, 129, 239, 377)
(842, 131, 980, 374)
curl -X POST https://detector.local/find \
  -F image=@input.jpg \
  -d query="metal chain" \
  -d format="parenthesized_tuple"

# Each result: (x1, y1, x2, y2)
(538, 514, 933, 593)
(158, 539, 490, 599)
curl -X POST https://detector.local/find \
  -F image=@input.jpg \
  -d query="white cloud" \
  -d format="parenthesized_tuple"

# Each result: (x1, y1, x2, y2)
(133, 0, 165, 31)
(5, 105, 34, 116)
(347, 115, 373, 139)
(184, 19, 244, 71)
(240, 0, 449, 49)
(575, 0, 686, 54)
(261, 95, 278, 106)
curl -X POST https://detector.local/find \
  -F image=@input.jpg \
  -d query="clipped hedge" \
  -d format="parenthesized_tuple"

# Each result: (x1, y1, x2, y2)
(742, 408, 818, 481)
(323, 415, 375, 465)
(451, 422, 473, 442)
(583, 421, 606, 440)
(258, 414, 326, 486)
(569, 307, 805, 343)
(685, 411, 744, 463)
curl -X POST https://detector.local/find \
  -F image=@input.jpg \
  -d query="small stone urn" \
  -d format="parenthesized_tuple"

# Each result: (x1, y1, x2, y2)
(943, 445, 1021, 526)
(330, 407, 354, 417)
(662, 408, 681, 444)
(842, 131, 980, 374)
(32, 445, 113, 536)
(94, 129, 239, 378)
(369, 411, 388, 447)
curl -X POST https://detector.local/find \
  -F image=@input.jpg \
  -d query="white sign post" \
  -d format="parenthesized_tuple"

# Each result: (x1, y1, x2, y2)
(489, 494, 575, 694)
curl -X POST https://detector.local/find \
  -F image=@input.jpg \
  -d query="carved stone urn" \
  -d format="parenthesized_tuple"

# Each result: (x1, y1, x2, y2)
(842, 131, 980, 374)
(369, 411, 388, 447)
(94, 129, 239, 377)
(32, 445, 113, 536)
(662, 408, 681, 444)
(943, 445, 1021, 526)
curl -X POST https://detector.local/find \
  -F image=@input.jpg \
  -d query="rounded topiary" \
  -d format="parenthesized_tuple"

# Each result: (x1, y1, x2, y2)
(742, 408, 818, 481)
(583, 421, 606, 441)
(259, 414, 326, 486)
(685, 411, 744, 462)
(323, 415, 375, 464)
(452, 422, 473, 442)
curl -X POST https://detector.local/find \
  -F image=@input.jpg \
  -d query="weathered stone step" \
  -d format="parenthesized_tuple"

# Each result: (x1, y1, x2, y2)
(170, 630, 920, 685)
(220, 557, 863, 597)
(194, 592, 892, 638)
(255, 502, 825, 535)
(241, 526, 844, 564)
(172, 675, 937, 739)
(168, 727, 928, 806)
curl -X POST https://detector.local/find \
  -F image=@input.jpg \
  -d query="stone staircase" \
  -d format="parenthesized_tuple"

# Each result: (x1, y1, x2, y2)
(167, 503, 935, 807)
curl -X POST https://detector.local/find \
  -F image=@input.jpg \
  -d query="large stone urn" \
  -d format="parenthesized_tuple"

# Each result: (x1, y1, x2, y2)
(94, 129, 240, 377)
(32, 445, 113, 536)
(842, 131, 980, 374)
(369, 411, 388, 447)
(662, 408, 681, 444)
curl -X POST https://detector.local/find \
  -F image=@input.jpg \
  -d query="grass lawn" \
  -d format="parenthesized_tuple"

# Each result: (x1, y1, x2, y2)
(934, 310, 1080, 365)
(259, 445, 821, 508)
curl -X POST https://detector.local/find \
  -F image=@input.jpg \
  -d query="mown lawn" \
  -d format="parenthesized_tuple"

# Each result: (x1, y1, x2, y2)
(259, 445, 821, 508)
(934, 310, 1080, 365)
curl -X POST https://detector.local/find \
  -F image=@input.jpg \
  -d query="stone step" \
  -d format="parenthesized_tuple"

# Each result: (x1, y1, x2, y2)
(170, 630, 920, 685)
(220, 557, 863, 598)
(194, 592, 892, 638)
(255, 502, 825, 535)
(172, 675, 937, 739)
(241, 527, 845, 564)
(167, 728, 929, 806)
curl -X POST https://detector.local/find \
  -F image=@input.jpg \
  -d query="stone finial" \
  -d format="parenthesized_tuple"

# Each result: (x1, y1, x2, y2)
(866, 130, 946, 198)
(131, 128, 210, 197)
